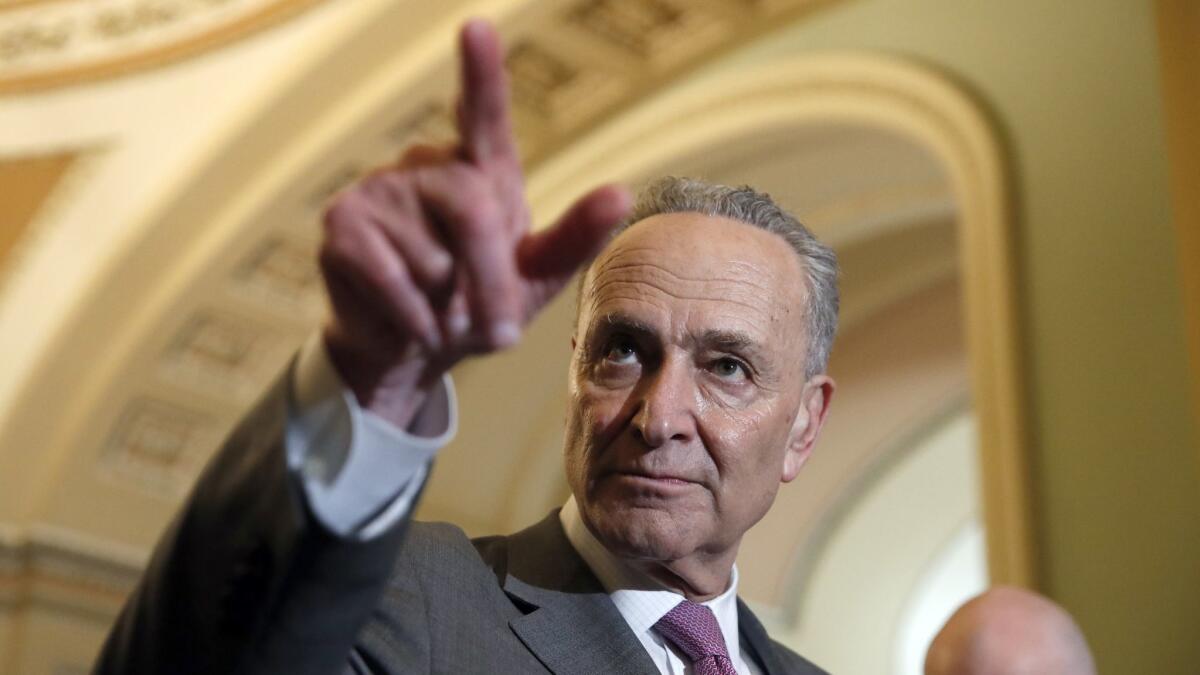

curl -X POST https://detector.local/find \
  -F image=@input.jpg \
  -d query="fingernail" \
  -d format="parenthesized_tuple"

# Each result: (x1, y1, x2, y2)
(420, 326, 442, 353)
(465, 18, 488, 38)
(424, 331, 443, 353)
(490, 321, 520, 348)
(430, 250, 453, 276)
(448, 311, 470, 336)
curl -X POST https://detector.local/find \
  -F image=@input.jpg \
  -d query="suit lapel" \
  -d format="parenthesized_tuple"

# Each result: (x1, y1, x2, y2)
(500, 512, 658, 675)
(738, 598, 785, 675)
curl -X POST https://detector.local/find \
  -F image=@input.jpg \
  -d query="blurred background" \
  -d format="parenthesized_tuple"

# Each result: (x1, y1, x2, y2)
(0, 0, 1196, 673)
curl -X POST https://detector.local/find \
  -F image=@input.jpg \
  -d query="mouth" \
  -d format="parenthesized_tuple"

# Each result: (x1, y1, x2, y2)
(609, 470, 698, 489)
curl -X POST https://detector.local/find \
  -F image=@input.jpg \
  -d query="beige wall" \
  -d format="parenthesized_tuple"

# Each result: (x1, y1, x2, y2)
(722, 1, 1200, 671)
(1156, 0, 1200, 451)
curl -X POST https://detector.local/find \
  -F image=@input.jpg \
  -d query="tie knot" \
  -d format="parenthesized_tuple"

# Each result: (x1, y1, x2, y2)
(654, 600, 731, 662)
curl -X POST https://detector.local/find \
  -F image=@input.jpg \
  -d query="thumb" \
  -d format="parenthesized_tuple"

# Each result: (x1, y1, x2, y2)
(517, 184, 632, 282)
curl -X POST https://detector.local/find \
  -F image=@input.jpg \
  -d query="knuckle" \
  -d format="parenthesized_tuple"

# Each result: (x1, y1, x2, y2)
(358, 173, 387, 200)
(364, 260, 406, 292)
(322, 194, 360, 233)
(456, 199, 500, 237)
(385, 267, 415, 293)
(423, 247, 454, 280)
(407, 308, 437, 336)
(321, 223, 359, 260)
(377, 171, 409, 194)
(363, 170, 408, 199)
(429, 161, 475, 191)
(399, 143, 452, 168)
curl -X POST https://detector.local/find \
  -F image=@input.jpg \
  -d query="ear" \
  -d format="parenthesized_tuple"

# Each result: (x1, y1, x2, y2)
(781, 375, 835, 483)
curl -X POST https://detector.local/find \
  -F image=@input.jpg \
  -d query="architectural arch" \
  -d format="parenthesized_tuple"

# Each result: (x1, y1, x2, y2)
(527, 53, 1034, 587)
(0, 8, 1033, 671)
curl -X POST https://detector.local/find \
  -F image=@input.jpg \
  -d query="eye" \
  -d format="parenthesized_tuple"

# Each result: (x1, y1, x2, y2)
(603, 336, 639, 365)
(711, 357, 749, 381)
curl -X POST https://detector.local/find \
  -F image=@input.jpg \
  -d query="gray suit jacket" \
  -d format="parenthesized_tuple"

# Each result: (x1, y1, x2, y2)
(95, 377, 827, 675)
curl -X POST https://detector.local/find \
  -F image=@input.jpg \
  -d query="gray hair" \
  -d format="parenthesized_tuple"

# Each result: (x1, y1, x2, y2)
(580, 176, 839, 378)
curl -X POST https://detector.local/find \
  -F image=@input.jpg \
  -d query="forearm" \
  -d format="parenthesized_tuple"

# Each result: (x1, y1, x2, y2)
(95, 338, 456, 674)
(290, 332, 454, 537)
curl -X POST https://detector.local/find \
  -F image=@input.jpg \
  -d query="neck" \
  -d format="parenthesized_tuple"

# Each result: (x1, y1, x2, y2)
(633, 550, 738, 602)
(560, 499, 741, 602)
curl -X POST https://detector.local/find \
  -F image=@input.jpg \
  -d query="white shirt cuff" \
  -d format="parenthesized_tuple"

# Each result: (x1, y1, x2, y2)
(286, 332, 457, 539)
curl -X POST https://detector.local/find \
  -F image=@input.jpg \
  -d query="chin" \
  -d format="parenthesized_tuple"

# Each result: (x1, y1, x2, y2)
(584, 501, 700, 562)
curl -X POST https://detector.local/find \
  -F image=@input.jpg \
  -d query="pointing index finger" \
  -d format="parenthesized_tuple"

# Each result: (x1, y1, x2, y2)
(458, 19, 517, 164)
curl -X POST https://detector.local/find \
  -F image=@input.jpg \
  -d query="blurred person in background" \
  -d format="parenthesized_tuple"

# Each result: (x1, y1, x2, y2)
(925, 586, 1097, 675)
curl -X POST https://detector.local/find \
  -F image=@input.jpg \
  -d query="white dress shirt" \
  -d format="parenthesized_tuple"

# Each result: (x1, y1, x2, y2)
(285, 334, 761, 673)
(286, 332, 457, 539)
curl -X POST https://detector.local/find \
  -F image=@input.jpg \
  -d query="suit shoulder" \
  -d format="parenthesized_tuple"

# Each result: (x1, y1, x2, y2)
(393, 521, 510, 585)
(767, 639, 830, 675)
(399, 520, 473, 557)
(391, 520, 478, 575)
(737, 596, 829, 674)
(406, 519, 471, 543)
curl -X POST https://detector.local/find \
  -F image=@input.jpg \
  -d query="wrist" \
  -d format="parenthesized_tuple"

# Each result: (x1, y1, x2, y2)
(322, 326, 449, 429)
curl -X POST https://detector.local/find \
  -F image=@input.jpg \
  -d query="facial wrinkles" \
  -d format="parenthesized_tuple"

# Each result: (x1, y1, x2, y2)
(578, 342, 788, 493)
(587, 262, 776, 350)
(693, 400, 777, 492)
(589, 248, 774, 313)
(562, 217, 825, 591)
(581, 305, 776, 425)
(582, 242, 796, 424)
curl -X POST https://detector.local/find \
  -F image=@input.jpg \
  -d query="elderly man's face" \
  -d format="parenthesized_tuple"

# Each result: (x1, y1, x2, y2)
(564, 212, 831, 569)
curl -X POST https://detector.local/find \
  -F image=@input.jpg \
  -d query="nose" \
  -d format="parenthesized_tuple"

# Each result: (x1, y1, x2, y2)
(631, 356, 697, 448)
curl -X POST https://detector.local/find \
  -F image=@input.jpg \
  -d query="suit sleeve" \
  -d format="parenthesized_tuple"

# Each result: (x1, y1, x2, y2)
(287, 332, 455, 538)
(93, 346, 453, 675)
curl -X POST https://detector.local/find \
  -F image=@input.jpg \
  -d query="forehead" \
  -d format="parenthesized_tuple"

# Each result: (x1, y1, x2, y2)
(581, 212, 807, 336)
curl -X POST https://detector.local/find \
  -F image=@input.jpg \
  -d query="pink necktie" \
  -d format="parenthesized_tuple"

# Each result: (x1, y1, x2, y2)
(654, 600, 739, 675)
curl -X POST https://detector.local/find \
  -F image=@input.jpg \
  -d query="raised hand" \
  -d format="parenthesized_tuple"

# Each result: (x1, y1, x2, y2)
(318, 19, 631, 428)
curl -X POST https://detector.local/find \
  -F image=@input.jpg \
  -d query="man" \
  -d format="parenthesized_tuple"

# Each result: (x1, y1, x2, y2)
(924, 587, 1097, 675)
(96, 19, 835, 675)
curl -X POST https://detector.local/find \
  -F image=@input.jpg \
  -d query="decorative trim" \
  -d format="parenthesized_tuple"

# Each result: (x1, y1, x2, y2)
(96, 395, 219, 497)
(0, 0, 329, 95)
(0, 523, 141, 618)
(0, 144, 102, 297)
(0, 0, 851, 502)
(0, 0, 1035, 591)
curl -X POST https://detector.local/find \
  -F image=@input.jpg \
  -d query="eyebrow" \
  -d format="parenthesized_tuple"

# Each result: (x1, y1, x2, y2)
(594, 314, 762, 354)
(697, 329, 759, 353)
(594, 312, 656, 339)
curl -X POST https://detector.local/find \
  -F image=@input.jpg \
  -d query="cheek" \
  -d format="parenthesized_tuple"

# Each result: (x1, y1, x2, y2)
(564, 384, 629, 476)
(705, 405, 792, 479)
(707, 407, 792, 530)
(577, 385, 629, 445)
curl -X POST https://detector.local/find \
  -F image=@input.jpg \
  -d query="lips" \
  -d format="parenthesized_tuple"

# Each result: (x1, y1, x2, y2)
(611, 470, 697, 486)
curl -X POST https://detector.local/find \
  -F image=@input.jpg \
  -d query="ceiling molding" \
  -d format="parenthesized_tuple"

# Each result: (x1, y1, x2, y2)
(0, 145, 100, 297)
(0, 524, 140, 617)
(0, 524, 138, 672)
(0, 1, 1033, 601)
(0, 0, 851, 533)
(0, 150, 77, 266)
(0, 0, 329, 94)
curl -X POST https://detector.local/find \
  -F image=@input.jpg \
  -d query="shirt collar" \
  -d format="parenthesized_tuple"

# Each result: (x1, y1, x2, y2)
(559, 496, 745, 661)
